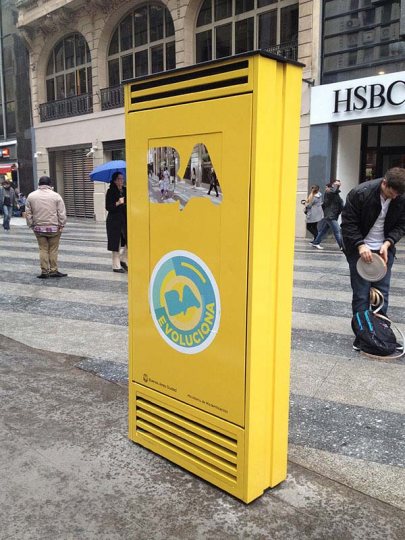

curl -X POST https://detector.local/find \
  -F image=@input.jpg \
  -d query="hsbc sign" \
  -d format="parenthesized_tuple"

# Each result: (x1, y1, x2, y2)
(310, 72, 405, 125)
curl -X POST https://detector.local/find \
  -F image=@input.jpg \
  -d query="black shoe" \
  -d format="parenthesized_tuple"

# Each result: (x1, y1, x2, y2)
(352, 337, 361, 351)
(37, 273, 49, 279)
(113, 268, 125, 273)
(49, 271, 68, 278)
(120, 261, 128, 271)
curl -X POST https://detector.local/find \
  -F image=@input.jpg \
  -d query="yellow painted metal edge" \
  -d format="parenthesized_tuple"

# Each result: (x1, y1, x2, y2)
(244, 56, 302, 501)
(269, 62, 302, 487)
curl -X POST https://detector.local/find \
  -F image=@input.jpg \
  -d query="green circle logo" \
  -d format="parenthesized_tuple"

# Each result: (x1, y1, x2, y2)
(149, 251, 221, 354)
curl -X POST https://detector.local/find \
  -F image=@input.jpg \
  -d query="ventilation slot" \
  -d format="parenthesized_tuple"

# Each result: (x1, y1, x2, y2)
(135, 397, 238, 483)
(129, 60, 250, 109)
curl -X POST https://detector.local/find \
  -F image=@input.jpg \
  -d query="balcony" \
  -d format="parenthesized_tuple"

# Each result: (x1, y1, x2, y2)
(100, 85, 124, 111)
(264, 41, 298, 62)
(39, 94, 93, 122)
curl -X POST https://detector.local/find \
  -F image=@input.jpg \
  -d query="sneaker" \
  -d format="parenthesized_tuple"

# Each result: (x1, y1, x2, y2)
(120, 261, 128, 271)
(310, 243, 324, 250)
(395, 342, 404, 352)
(49, 271, 68, 278)
(352, 337, 361, 351)
(113, 268, 125, 273)
(37, 273, 49, 279)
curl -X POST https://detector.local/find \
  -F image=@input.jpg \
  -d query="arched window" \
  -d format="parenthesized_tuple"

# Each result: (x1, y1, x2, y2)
(195, 0, 298, 63)
(46, 34, 92, 101)
(107, 3, 175, 85)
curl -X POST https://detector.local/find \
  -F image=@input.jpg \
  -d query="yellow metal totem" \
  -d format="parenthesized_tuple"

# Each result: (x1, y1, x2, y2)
(125, 51, 302, 503)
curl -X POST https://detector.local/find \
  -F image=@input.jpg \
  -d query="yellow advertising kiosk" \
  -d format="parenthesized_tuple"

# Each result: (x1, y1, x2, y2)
(125, 51, 302, 503)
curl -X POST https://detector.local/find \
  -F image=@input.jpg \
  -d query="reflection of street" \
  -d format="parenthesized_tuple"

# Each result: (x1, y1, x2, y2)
(148, 175, 223, 209)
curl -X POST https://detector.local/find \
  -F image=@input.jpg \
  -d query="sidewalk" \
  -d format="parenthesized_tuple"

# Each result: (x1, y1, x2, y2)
(0, 219, 404, 538)
(1, 333, 404, 540)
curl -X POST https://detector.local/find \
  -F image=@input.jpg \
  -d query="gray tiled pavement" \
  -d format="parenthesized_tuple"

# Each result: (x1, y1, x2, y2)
(0, 217, 404, 538)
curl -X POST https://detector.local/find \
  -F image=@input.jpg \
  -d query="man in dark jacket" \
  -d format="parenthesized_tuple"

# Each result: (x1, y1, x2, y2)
(341, 167, 405, 349)
(311, 179, 344, 249)
(0, 178, 17, 231)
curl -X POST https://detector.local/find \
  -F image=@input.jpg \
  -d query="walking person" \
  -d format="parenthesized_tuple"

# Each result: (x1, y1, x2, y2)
(311, 179, 344, 250)
(0, 178, 17, 231)
(106, 172, 128, 273)
(25, 176, 68, 278)
(207, 168, 219, 197)
(191, 167, 197, 188)
(341, 167, 405, 350)
(304, 185, 323, 241)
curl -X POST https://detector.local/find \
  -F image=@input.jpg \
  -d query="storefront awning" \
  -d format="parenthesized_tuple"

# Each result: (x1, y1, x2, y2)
(0, 164, 12, 174)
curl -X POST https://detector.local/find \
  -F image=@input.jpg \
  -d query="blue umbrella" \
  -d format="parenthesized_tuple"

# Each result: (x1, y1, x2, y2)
(89, 160, 126, 183)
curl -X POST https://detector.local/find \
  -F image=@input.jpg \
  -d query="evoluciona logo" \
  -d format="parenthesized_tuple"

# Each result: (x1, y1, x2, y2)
(149, 250, 221, 354)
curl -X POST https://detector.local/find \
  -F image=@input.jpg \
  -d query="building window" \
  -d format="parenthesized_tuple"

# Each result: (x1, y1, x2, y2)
(195, 0, 298, 63)
(45, 34, 92, 101)
(107, 3, 175, 85)
(322, 0, 405, 83)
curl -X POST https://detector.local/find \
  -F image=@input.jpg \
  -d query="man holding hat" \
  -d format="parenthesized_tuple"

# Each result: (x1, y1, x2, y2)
(25, 176, 68, 279)
(341, 167, 405, 350)
(0, 177, 17, 231)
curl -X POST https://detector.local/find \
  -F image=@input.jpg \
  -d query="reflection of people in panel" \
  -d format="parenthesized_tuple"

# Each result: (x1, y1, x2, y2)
(191, 167, 197, 188)
(208, 168, 219, 197)
(160, 167, 170, 199)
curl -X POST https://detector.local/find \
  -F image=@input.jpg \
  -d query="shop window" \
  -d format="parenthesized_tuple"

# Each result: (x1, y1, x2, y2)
(107, 3, 175, 85)
(380, 124, 405, 147)
(367, 125, 378, 147)
(45, 33, 92, 102)
(196, 0, 298, 63)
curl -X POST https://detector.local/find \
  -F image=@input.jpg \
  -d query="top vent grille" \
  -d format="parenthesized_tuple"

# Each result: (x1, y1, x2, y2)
(128, 59, 252, 111)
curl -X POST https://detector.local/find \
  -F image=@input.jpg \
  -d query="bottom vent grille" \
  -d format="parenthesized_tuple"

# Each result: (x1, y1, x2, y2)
(135, 396, 238, 483)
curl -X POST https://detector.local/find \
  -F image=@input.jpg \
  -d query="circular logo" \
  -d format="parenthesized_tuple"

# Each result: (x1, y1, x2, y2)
(149, 250, 220, 354)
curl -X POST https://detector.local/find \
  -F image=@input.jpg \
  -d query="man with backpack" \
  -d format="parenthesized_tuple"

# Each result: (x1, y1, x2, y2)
(341, 167, 405, 352)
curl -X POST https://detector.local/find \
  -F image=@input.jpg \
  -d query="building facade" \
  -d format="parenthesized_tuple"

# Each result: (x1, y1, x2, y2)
(309, 0, 405, 207)
(16, 0, 318, 228)
(1, 0, 33, 194)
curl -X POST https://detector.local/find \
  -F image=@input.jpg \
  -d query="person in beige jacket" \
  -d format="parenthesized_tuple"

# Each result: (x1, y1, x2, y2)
(25, 176, 68, 278)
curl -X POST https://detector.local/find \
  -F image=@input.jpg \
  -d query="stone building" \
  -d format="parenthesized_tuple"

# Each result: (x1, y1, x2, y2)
(17, 0, 319, 232)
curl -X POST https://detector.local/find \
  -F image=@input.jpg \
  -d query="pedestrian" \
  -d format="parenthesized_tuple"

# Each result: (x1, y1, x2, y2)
(207, 167, 219, 197)
(106, 171, 128, 273)
(311, 179, 344, 250)
(304, 185, 323, 241)
(10, 164, 18, 190)
(25, 176, 68, 278)
(191, 167, 197, 188)
(341, 167, 405, 351)
(0, 177, 17, 231)
(17, 192, 27, 217)
(159, 169, 169, 199)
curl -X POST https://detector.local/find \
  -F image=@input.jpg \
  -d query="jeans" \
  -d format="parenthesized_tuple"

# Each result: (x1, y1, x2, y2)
(312, 218, 342, 248)
(346, 249, 394, 317)
(2, 205, 12, 230)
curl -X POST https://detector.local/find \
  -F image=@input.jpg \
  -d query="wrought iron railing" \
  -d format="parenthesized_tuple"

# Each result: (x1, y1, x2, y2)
(264, 41, 298, 61)
(39, 94, 93, 122)
(100, 85, 124, 110)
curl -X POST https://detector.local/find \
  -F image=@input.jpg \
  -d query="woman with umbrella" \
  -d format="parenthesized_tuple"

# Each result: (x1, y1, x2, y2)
(105, 172, 128, 273)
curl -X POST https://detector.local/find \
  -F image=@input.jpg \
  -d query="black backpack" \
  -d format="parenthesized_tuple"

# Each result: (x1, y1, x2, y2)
(352, 310, 397, 356)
